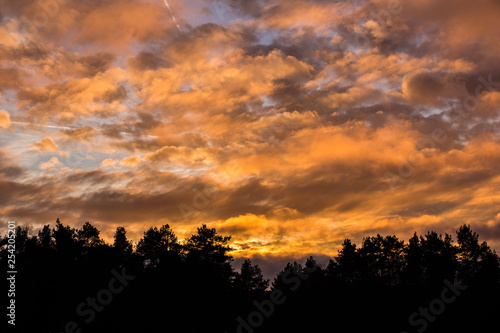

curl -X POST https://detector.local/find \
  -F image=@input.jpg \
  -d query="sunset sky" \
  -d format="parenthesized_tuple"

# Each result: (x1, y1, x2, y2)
(1, 0, 499, 272)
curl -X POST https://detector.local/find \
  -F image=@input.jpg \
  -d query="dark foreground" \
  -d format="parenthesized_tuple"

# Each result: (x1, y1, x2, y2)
(1, 221, 499, 332)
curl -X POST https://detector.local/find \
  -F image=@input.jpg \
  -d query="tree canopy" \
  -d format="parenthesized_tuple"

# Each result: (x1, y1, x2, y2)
(1, 221, 498, 333)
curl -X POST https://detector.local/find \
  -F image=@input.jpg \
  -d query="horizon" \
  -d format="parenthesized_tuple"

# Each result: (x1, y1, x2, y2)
(2, 219, 495, 280)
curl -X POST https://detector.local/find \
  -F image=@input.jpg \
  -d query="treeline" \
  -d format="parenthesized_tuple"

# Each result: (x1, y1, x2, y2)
(1, 220, 499, 332)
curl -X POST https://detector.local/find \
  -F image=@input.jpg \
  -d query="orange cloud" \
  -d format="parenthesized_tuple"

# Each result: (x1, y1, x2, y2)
(101, 158, 118, 168)
(0, 110, 11, 128)
(119, 155, 141, 168)
(29, 137, 69, 157)
(39, 156, 63, 170)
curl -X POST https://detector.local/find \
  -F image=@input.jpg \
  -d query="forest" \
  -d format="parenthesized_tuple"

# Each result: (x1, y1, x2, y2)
(1, 220, 499, 333)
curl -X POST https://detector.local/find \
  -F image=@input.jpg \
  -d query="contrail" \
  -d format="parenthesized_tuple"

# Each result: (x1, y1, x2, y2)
(13, 122, 160, 139)
(163, 0, 181, 32)
(12, 121, 74, 130)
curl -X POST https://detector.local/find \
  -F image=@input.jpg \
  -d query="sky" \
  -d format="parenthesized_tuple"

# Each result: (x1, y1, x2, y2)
(0, 0, 499, 273)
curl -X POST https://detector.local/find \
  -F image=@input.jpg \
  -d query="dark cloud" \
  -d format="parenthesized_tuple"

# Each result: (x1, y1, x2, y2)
(475, 219, 500, 242)
(223, 0, 263, 18)
(100, 85, 127, 103)
(0, 67, 22, 91)
(62, 126, 97, 141)
(127, 51, 170, 71)
(0, 150, 24, 179)
(78, 52, 116, 77)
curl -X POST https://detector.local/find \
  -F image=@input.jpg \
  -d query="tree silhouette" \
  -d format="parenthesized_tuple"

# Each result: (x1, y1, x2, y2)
(301, 256, 325, 291)
(52, 218, 77, 253)
(357, 234, 405, 286)
(235, 259, 269, 295)
(271, 261, 305, 292)
(420, 231, 456, 289)
(77, 221, 104, 247)
(184, 224, 232, 266)
(182, 224, 234, 298)
(1, 221, 499, 333)
(334, 238, 359, 285)
(456, 224, 499, 285)
(403, 232, 424, 287)
(38, 224, 54, 249)
(11, 225, 36, 254)
(136, 224, 180, 265)
(113, 226, 133, 256)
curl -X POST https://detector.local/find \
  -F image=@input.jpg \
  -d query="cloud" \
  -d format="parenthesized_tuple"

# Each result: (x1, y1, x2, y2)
(39, 156, 63, 170)
(256, 0, 346, 32)
(17, 69, 129, 123)
(74, 0, 175, 48)
(0, 67, 23, 91)
(0, 149, 24, 178)
(29, 137, 69, 157)
(401, 70, 466, 106)
(145, 146, 213, 166)
(0, 110, 11, 128)
(62, 126, 97, 141)
(101, 158, 118, 168)
(30, 137, 60, 152)
(3, 0, 177, 50)
(119, 155, 141, 168)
